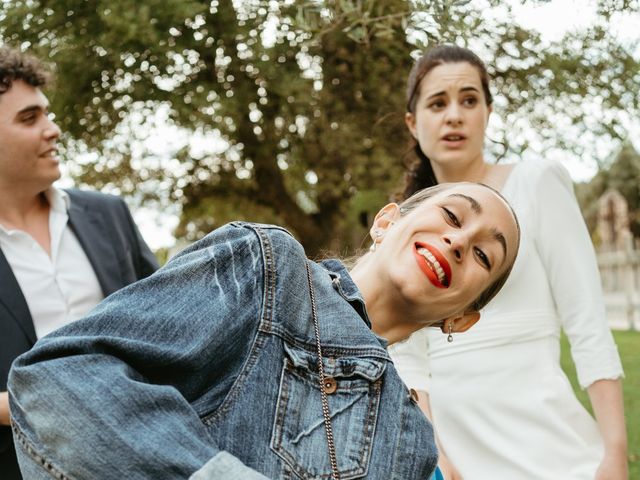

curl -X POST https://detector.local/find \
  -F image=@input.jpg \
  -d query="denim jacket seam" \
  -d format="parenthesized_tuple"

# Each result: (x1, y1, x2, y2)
(202, 225, 276, 426)
(11, 421, 74, 480)
(272, 328, 392, 360)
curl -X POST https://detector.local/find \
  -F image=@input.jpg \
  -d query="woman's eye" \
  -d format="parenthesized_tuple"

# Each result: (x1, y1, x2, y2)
(443, 207, 460, 227)
(428, 100, 445, 109)
(474, 247, 491, 270)
(463, 97, 477, 106)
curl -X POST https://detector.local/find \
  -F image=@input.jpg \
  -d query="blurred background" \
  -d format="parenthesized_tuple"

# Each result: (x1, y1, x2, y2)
(1, 0, 639, 475)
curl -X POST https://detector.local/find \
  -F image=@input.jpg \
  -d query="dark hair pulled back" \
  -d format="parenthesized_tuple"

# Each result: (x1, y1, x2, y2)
(400, 45, 493, 200)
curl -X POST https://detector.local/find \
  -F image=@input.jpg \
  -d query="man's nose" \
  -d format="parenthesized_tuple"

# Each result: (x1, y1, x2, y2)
(44, 115, 61, 139)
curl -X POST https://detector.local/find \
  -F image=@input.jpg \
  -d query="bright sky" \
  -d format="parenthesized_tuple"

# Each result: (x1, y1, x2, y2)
(57, 0, 640, 250)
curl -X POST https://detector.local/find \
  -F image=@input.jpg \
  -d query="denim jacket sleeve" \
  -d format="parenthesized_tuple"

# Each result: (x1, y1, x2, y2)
(9, 223, 271, 479)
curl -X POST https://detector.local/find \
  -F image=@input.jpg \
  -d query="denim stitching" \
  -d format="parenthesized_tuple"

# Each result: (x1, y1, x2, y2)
(11, 422, 73, 480)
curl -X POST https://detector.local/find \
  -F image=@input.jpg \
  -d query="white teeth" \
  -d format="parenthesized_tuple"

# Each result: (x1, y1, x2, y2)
(417, 247, 446, 283)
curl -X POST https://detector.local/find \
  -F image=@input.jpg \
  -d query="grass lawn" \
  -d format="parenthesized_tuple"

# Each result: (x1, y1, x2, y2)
(560, 330, 640, 477)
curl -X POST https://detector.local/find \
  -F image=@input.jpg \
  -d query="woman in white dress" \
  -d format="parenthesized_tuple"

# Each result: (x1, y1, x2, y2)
(389, 45, 627, 480)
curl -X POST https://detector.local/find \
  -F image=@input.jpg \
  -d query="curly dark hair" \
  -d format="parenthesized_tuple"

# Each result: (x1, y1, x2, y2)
(400, 45, 493, 200)
(0, 46, 52, 95)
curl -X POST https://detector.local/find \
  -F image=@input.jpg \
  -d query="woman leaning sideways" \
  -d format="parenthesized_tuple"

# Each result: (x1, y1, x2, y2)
(9, 183, 519, 479)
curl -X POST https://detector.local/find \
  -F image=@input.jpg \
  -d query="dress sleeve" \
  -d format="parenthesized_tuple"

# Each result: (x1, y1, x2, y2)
(8, 223, 270, 479)
(531, 160, 624, 388)
(388, 328, 431, 392)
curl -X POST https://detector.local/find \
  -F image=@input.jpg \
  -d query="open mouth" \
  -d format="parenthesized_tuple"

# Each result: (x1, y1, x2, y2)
(442, 133, 466, 142)
(40, 149, 57, 158)
(413, 242, 452, 288)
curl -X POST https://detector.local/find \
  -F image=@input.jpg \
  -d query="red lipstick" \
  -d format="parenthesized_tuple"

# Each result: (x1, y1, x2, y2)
(413, 242, 452, 289)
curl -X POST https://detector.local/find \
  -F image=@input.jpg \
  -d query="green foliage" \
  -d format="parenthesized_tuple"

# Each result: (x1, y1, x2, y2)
(560, 330, 640, 477)
(1, 1, 639, 253)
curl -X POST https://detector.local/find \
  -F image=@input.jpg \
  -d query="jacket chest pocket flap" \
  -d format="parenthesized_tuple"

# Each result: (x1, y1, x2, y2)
(271, 343, 387, 479)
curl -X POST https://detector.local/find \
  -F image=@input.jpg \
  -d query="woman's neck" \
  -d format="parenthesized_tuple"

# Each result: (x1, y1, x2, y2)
(434, 160, 514, 192)
(433, 156, 489, 185)
(349, 257, 425, 346)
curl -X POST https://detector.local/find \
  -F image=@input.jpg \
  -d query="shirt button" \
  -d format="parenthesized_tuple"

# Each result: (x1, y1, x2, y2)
(323, 377, 337, 395)
(409, 388, 420, 403)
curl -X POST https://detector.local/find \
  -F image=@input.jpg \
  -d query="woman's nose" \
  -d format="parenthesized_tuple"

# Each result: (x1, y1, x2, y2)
(445, 104, 462, 126)
(443, 233, 468, 261)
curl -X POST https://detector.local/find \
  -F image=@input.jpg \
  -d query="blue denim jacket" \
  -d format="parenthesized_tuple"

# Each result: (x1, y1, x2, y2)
(9, 222, 438, 479)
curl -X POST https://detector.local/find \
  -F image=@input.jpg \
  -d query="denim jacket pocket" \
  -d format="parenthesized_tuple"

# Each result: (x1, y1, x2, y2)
(271, 342, 386, 479)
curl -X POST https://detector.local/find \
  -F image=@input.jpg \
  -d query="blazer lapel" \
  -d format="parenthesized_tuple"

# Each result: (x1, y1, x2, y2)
(0, 249, 37, 344)
(67, 198, 122, 296)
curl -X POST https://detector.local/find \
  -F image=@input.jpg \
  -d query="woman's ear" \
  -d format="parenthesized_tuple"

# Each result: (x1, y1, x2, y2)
(405, 112, 417, 139)
(369, 203, 401, 241)
(441, 311, 481, 334)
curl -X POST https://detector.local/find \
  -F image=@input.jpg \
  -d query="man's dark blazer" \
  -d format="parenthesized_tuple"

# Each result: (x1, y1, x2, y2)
(0, 189, 159, 479)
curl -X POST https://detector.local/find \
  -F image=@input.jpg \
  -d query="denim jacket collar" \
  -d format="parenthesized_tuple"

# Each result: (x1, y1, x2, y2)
(320, 259, 373, 331)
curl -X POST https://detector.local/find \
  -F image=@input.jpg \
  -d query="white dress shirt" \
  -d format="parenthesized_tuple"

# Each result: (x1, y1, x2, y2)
(0, 188, 103, 338)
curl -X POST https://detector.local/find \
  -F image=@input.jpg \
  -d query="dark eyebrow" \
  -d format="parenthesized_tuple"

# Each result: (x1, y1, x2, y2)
(491, 228, 508, 266)
(426, 86, 480, 101)
(16, 105, 46, 116)
(448, 193, 481, 214)
(426, 90, 446, 101)
(460, 86, 480, 94)
(448, 193, 508, 263)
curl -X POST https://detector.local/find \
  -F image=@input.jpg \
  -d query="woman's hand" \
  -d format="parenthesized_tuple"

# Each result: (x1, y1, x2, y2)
(437, 451, 463, 480)
(594, 450, 628, 480)
(588, 379, 628, 480)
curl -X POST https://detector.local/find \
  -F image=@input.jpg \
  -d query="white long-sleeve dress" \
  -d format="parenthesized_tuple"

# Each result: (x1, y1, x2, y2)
(389, 159, 624, 480)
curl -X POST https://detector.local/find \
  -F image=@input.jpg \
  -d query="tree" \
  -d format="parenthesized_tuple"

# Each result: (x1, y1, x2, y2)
(1, 0, 639, 254)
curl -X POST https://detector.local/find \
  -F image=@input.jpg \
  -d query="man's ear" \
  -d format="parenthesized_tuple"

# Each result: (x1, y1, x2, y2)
(441, 311, 481, 334)
(404, 112, 417, 139)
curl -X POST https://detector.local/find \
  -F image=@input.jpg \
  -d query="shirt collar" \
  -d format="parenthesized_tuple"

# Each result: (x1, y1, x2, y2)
(0, 187, 70, 235)
(43, 187, 71, 213)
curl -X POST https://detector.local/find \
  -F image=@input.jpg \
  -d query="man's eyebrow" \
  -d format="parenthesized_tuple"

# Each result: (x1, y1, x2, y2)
(17, 105, 46, 115)
(448, 193, 508, 262)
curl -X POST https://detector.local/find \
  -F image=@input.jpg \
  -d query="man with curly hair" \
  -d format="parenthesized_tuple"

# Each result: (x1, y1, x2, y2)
(0, 46, 158, 479)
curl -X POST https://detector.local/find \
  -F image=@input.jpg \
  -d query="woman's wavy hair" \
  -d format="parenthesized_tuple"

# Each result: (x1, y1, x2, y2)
(400, 45, 493, 201)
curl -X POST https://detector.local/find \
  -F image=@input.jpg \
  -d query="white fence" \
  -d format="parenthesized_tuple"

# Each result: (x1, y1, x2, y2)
(598, 249, 640, 330)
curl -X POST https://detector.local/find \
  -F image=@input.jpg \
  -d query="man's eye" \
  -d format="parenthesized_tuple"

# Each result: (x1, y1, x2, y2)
(443, 207, 460, 227)
(474, 247, 491, 270)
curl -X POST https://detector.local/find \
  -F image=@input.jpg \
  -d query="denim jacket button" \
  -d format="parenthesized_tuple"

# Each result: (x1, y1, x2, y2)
(323, 377, 337, 394)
